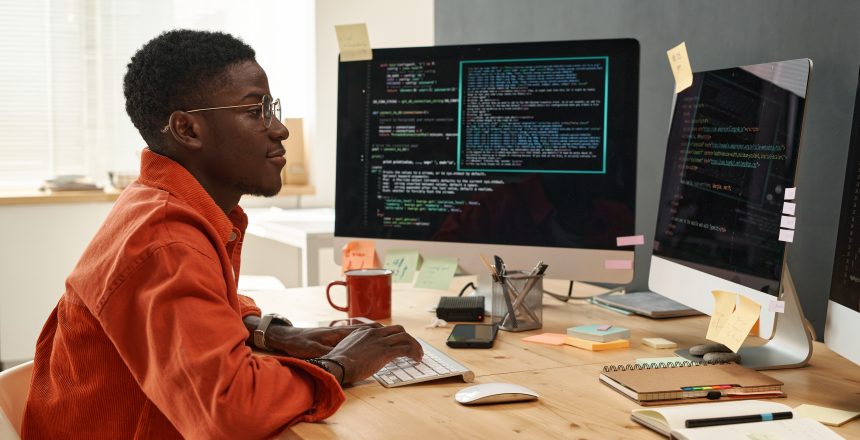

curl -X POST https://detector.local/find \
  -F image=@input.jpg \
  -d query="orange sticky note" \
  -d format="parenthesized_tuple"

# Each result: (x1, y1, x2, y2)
(564, 336, 630, 351)
(341, 240, 377, 273)
(522, 333, 567, 346)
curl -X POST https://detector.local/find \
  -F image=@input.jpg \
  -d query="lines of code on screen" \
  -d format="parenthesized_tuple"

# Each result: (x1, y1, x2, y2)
(830, 84, 860, 313)
(653, 67, 806, 293)
(458, 58, 607, 173)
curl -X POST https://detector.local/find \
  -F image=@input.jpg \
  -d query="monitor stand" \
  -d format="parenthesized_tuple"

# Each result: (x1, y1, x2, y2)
(675, 267, 814, 370)
(476, 272, 494, 314)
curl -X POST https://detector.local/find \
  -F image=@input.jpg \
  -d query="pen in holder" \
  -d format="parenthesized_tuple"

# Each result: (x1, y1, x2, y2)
(492, 270, 543, 332)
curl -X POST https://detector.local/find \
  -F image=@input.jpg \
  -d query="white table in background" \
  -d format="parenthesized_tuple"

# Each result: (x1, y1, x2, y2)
(244, 207, 334, 287)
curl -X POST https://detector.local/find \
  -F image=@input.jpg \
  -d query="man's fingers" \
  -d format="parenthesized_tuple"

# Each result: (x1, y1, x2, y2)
(370, 325, 407, 337)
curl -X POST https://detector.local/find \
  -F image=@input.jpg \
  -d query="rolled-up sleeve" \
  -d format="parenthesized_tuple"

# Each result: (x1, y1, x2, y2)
(238, 294, 262, 318)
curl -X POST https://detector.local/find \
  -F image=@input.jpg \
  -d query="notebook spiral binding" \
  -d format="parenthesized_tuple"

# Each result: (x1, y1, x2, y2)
(602, 359, 732, 372)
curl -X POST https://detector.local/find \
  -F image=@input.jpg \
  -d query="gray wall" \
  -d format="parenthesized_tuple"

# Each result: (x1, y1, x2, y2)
(435, 0, 860, 338)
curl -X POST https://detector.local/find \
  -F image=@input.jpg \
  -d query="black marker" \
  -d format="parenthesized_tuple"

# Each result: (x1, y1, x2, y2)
(685, 411, 793, 428)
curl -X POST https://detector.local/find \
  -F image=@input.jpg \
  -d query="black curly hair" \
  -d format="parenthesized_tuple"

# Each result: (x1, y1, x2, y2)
(123, 29, 256, 152)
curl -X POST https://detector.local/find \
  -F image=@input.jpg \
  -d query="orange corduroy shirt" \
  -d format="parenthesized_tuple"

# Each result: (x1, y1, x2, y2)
(22, 149, 345, 439)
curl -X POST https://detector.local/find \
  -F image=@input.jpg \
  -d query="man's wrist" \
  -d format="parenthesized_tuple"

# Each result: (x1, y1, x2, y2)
(308, 357, 346, 387)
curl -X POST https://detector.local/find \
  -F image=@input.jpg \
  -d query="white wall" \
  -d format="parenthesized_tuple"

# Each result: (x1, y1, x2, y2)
(0, 200, 308, 365)
(0, 203, 113, 363)
(306, 0, 435, 208)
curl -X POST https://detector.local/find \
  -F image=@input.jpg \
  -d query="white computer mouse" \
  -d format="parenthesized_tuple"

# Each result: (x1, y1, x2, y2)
(454, 382, 539, 405)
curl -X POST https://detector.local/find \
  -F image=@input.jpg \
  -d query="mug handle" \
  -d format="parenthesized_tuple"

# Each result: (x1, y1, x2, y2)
(326, 281, 349, 312)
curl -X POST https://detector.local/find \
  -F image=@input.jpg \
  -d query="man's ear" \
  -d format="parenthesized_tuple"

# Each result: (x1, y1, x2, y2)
(166, 111, 204, 151)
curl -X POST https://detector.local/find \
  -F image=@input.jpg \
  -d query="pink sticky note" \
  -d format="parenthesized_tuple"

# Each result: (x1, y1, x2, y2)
(616, 235, 645, 246)
(522, 333, 567, 346)
(778, 229, 795, 243)
(769, 300, 786, 313)
(783, 202, 796, 215)
(596, 324, 612, 331)
(780, 215, 796, 230)
(784, 187, 796, 200)
(605, 259, 633, 270)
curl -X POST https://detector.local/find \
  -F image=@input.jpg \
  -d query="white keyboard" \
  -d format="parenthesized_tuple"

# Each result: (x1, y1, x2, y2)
(373, 338, 475, 387)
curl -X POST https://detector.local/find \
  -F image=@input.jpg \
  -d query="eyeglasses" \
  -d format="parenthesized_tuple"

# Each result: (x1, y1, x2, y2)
(160, 94, 281, 133)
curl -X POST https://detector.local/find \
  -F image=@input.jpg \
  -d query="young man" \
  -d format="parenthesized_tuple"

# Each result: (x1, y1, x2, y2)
(22, 29, 422, 439)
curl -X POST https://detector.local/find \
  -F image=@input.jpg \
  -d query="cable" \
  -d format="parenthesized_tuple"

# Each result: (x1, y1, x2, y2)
(543, 282, 625, 302)
(458, 282, 477, 297)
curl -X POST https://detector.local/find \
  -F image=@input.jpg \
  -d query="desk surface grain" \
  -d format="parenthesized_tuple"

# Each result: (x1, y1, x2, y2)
(246, 278, 860, 440)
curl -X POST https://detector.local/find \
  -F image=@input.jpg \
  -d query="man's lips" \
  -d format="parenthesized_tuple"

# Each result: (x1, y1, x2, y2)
(267, 148, 286, 159)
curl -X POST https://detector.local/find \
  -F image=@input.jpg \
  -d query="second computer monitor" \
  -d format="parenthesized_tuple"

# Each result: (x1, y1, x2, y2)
(334, 39, 639, 283)
(650, 58, 812, 339)
(826, 67, 860, 366)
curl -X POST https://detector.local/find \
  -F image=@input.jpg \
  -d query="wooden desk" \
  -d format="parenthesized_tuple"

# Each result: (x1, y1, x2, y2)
(247, 279, 860, 439)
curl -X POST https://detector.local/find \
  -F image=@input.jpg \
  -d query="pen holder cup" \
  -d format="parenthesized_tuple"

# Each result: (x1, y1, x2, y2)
(491, 270, 543, 332)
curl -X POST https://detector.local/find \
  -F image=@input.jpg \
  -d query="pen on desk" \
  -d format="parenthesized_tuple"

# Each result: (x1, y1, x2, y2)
(684, 411, 793, 429)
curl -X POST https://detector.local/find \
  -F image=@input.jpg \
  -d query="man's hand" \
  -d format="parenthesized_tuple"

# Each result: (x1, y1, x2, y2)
(265, 324, 378, 359)
(321, 325, 423, 385)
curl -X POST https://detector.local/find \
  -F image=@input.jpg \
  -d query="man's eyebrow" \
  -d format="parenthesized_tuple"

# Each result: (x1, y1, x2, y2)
(239, 92, 264, 101)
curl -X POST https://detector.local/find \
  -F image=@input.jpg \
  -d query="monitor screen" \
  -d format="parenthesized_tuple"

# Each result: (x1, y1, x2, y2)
(650, 59, 811, 339)
(826, 67, 860, 365)
(334, 39, 639, 283)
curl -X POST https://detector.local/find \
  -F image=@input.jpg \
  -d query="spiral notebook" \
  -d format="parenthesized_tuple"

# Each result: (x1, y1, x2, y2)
(599, 361, 784, 406)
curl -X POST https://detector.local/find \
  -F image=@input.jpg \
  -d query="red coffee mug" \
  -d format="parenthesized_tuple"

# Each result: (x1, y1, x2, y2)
(326, 268, 393, 320)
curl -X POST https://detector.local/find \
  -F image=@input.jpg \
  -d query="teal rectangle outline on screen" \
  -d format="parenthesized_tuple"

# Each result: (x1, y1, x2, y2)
(456, 56, 609, 174)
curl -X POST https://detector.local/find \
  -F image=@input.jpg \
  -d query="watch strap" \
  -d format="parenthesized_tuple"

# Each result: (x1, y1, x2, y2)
(253, 313, 292, 351)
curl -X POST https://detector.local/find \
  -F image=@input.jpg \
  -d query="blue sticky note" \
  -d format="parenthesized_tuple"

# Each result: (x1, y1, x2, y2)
(383, 249, 420, 283)
(566, 324, 630, 342)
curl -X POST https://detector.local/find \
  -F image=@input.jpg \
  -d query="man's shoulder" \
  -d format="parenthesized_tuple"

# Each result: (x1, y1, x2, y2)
(67, 186, 224, 312)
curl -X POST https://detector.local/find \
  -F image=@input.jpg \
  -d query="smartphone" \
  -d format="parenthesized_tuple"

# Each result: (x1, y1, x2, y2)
(446, 324, 498, 348)
(325, 317, 377, 327)
(291, 317, 377, 328)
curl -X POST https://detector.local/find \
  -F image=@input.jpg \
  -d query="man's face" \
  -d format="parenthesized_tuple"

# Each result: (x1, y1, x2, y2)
(196, 60, 288, 199)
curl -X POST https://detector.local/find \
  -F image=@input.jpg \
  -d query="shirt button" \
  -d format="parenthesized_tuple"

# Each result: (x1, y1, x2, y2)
(228, 231, 238, 242)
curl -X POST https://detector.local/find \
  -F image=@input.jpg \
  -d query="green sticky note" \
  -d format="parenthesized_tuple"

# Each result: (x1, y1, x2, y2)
(383, 249, 420, 283)
(414, 257, 458, 290)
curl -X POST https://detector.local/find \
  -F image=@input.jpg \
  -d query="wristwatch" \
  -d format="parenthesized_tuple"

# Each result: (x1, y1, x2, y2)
(254, 313, 292, 351)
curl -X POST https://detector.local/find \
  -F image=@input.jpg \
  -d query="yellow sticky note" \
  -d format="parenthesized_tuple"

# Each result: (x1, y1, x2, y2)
(414, 257, 458, 290)
(341, 240, 377, 273)
(383, 249, 420, 283)
(714, 294, 761, 352)
(522, 333, 567, 346)
(334, 23, 372, 62)
(667, 41, 693, 93)
(564, 336, 629, 351)
(794, 403, 860, 426)
(706, 290, 737, 341)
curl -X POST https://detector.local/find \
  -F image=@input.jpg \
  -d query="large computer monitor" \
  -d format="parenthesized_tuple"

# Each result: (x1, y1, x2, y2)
(826, 67, 860, 366)
(334, 39, 639, 287)
(650, 59, 814, 369)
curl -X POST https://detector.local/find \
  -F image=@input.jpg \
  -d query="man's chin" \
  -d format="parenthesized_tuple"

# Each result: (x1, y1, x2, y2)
(238, 183, 281, 198)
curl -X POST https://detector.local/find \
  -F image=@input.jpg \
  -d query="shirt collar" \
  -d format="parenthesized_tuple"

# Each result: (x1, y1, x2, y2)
(137, 148, 247, 243)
